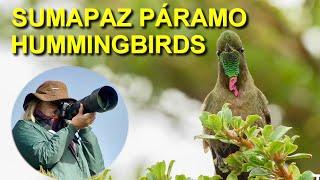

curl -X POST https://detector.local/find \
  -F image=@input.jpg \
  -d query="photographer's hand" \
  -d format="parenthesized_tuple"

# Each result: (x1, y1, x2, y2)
(70, 104, 96, 129)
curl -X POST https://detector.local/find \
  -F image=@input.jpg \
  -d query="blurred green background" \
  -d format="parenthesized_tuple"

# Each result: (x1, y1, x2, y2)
(2, 0, 320, 173)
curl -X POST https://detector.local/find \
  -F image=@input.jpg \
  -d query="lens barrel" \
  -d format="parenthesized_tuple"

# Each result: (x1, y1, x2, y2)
(80, 86, 118, 113)
(63, 86, 118, 119)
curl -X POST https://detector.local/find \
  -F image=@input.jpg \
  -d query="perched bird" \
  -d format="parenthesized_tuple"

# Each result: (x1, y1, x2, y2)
(201, 30, 271, 179)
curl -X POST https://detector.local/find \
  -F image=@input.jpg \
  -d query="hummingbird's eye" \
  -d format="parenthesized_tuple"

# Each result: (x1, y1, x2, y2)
(239, 47, 244, 53)
(216, 50, 221, 56)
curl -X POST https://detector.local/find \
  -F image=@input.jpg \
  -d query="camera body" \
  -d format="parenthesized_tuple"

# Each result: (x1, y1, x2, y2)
(58, 86, 118, 120)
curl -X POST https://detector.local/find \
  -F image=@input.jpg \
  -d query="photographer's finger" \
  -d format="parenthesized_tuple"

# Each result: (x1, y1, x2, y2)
(88, 114, 96, 124)
(84, 112, 95, 119)
(84, 117, 94, 126)
(78, 103, 84, 115)
(91, 113, 96, 119)
(89, 116, 96, 123)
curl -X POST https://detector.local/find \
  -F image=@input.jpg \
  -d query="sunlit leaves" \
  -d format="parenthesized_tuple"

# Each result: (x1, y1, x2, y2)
(288, 163, 300, 178)
(298, 171, 314, 180)
(270, 125, 292, 141)
(245, 126, 259, 139)
(262, 125, 273, 141)
(287, 153, 313, 161)
(225, 152, 244, 174)
(140, 160, 222, 180)
(226, 172, 237, 180)
(197, 103, 313, 179)
(90, 169, 112, 180)
(198, 175, 222, 180)
(244, 115, 261, 128)
(249, 168, 272, 179)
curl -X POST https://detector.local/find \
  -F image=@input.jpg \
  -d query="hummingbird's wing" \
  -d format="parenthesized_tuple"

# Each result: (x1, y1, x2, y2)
(201, 91, 216, 155)
(257, 88, 271, 124)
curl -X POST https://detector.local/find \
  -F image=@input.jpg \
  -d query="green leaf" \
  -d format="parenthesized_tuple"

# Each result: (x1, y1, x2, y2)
(147, 161, 166, 179)
(90, 169, 112, 180)
(250, 137, 265, 150)
(195, 134, 233, 144)
(146, 173, 157, 180)
(245, 115, 261, 128)
(290, 135, 300, 143)
(175, 175, 188, 180)
(231, 116, 244, 129)
(226, 173, 238, 180)
(249, 168, 271, 178)
(283, 142, 298, 155)
(219, 103, 233, 129)
(288, 163, 300, 178)
(198, 175, 222, 180)
(268, 141, 284, 155)
(262, 125, 273, 141)
(225, 152, 244, 168)
(245, 126, 259, 138)
(209, 114, 223, 132)
(200, 112, 210, 122)
(264, 161, 275, 171)
(218, 138, 234, 144)
(241, 163, 254, 172)
(194, 134, 217, 140)
(270, 126, 292, 141)
(242, 150, 267, 167)
(250, 177, 270, 180)
(200, 114, 214, 131)
(287, 153, 312, 161)
(248, 155, 267, 166)
(168, 160, 175, 177)
(298, 171, 314, 180)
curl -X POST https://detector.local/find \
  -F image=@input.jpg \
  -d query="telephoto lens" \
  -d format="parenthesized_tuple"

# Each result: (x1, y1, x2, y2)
(61, 86, 118, 120)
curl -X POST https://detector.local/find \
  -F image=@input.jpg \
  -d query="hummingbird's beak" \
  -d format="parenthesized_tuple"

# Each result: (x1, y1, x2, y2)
(224, 43, 232, 52)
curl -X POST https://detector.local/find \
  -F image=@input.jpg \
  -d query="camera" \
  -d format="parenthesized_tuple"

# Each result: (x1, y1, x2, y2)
(58, 86, 118, 120)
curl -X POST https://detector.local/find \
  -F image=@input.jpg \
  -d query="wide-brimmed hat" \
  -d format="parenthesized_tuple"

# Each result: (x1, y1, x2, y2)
(23, 81, 76, 110)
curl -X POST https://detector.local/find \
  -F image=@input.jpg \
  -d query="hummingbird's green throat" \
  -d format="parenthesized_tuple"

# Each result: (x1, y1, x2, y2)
(219, 50, 240, 78)
(219, 50, 241, 97)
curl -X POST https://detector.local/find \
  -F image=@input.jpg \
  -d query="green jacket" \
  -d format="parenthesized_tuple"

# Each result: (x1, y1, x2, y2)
(12, 119, 105, 180)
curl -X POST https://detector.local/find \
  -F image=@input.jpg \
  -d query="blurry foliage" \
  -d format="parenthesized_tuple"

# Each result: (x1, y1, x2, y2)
(91, 169, 112, 180)
(39, 166, 55, 178)
(139, 160, 221, 180)
(2, 0, 320, 172)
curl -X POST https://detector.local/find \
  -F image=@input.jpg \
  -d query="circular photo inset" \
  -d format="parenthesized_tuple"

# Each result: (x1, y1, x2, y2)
(11, 66, 128, 179)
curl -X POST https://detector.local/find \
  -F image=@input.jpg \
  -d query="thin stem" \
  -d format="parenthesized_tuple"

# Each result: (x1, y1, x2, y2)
(273, 154, 293, 180)
(225, 130, 254, 149)
(224, 129, 292, 180)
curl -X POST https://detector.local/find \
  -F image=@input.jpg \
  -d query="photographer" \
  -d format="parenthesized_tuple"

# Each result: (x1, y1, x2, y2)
(12, 81, 105, 180)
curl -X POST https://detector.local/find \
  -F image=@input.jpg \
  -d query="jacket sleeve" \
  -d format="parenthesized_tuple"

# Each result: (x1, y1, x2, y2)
(78, 127, 105, 176)
(12, 120, 78, 169)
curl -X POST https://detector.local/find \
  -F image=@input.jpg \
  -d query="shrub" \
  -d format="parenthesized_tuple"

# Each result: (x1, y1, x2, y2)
(195, 103, 313, 180)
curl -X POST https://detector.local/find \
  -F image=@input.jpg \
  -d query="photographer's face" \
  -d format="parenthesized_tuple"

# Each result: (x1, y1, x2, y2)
(36, 101, 58, 117)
